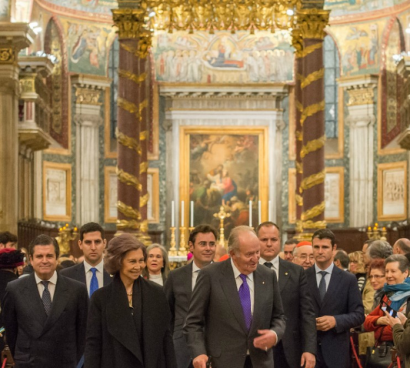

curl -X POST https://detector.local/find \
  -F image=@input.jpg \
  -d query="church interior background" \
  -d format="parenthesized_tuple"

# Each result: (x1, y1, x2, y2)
(1, 0, 410, 257)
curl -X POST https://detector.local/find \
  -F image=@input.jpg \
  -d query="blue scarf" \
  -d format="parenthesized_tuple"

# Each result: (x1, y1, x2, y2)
(383, 278, 410, 311)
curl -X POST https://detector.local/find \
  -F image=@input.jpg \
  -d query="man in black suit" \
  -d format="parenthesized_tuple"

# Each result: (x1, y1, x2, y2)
(184, 225, 286, 368)
(60, 222, 112, 295)
(256, 222, 316, 368)
(306, 229, 364, 368)
(164, 224, 217, 368)
(3, 234, 88, 368)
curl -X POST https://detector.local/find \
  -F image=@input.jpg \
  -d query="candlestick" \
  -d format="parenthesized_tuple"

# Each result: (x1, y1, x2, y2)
(178, 227, 187, 256)
(249, 200, 252, 227)
(258, 200, 261, 224)
(268, 200, 272, 222)
(190, 201, 194, 227)
(168, 227, 177, 256)
(181, 201, 184, 227)
(171, 201, 175, 227)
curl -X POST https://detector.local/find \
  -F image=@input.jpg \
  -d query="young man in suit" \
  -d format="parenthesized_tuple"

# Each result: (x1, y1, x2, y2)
(3, 234, 88, 368)
(184, 225, 286, 368)
(60, 222, 112, 296)
(164, 224, 217, 368)
(306, 229, 364, 368)
(256, 222, 316, 368)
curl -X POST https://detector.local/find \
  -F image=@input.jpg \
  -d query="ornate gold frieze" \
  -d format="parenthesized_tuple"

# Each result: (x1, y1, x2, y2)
(297, 9, 329, 40)
(302, 220, 326, 229)
(301, 201, 325, 221)
(300, 135, 326, 158)
(117, 168, 142, 191)
(20, 77, 36, 94)
(140, 193, 150, 207)
(291, 29, 303, 58)
(300, 100, 325, 126)
(117, 131, 142, 155)
(119, 69, 147, 85)
(118, 200, 142, 220)
(301, 68, 324, 89)
(346, 87, 374, 106)
(75, 87, 102, 105)
(117, 219, 140, 230)
(300, 170, 325, 191)
(0, 48, 14, 64)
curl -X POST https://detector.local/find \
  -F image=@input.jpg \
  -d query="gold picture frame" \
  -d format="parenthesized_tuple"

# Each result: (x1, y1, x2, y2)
(43, 161, 72, 221)
(288, 166, 344, 224)
(377, 161, 407, 221)
(179, 126, 269, 230)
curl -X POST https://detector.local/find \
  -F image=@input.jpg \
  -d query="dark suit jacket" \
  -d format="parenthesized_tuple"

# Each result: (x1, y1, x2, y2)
(184, 259, 286, 368)
(275, 259, 316, 368)
(305, 265, 365, 368)
(3, 273, 88, 368)
(164, 262, 193, 368)
(84, 274, 177, 368)
(59, 262, 112, 290)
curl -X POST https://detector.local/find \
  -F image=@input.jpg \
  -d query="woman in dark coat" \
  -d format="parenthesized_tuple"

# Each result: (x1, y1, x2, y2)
(84, 234, 177, 368)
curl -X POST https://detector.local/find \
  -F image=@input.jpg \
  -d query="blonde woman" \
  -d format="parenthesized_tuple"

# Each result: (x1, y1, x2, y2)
(349, 250, 367, 292)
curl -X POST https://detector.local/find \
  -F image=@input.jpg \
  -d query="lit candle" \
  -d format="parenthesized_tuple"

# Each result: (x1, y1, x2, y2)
(181, 200, 184, 227)
(190, 201, 194, 227)
(249, 201, 252, 227)
(258, 200, 261, 224)
(268, 200, 272, 221)
(171, 201, 175, 227)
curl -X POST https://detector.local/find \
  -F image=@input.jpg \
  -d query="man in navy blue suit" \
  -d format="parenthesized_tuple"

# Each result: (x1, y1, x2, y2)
(305, 229, 364, 368)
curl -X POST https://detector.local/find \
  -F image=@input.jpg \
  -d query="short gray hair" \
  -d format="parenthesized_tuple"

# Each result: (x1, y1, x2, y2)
(142, 243, 170, 281)
(367, 240, 393, 260)
(385, 254, 410, 273)
(228, 226, 256, 254)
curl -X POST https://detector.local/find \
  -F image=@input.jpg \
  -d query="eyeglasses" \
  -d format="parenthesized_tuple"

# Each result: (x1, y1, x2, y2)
(369, 275, 385, 280)
(296, 255, 314, 260)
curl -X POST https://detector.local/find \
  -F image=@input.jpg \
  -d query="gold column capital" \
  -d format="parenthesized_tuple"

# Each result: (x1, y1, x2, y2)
(74, 87, 102, 105)
(297, 8, 330, 40)
(291, 30, 304, 58)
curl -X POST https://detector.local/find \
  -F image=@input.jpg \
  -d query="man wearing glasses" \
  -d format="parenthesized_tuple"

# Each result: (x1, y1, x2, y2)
(293, 241, 314, 270)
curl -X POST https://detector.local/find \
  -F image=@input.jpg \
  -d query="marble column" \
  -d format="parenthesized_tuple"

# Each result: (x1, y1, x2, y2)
(112, 7, 152, 242)
(72, 75, 110, 226)
(340, 75, 378, 228)
(297, 9, 330, 235)
(0, 24, 34, 233)
(291, 30, 304, 234)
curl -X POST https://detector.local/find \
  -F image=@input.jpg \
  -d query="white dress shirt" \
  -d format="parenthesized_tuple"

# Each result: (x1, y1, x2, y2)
(35, 271, 57, 302)
(84, 259, 104, 295)
(314, 262, 334, 291)
(259, 256, 279, 281)
(231, 258, 254, 314)
(192, 261, 201, 290)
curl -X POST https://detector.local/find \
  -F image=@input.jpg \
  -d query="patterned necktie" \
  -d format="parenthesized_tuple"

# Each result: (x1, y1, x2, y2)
(238, 274, 252, 330)
(41, 281, 52, 316)
(319, 271, 327, 301)
(264, 262, 273, 268)
(90, 268, 99, 297)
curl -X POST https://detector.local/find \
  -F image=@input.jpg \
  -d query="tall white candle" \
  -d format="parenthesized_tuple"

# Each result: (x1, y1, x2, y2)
(190, 201, 194, 227)
(249, 201, 252, 227)
(268, 200, 272, 222)
(171, 201, 175, 227)
(258, 200, 262, 224)
(181, 201, 184, 227)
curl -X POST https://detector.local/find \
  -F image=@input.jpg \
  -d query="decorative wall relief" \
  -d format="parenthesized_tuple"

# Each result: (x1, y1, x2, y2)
(377, 161, 407, 220)
(0, 0, 10, 20)
(153, 30, 294, 83)
(60, 18, 116, 76)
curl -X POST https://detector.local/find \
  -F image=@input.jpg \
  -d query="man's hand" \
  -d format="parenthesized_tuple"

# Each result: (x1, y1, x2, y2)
(300, 352, 316, 368)
(193, 354, 208, 368)
(384, 311, 403, 327)
(316, 316, 336, 331)
(253, 329, 277, 351)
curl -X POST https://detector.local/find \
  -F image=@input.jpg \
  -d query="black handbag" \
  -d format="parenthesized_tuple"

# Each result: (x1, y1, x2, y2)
(365, 342, 393, 368)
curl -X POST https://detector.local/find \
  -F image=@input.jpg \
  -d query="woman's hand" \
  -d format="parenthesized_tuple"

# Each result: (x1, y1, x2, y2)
(384, 311, 404, 327)
(376, 316, 390, 326)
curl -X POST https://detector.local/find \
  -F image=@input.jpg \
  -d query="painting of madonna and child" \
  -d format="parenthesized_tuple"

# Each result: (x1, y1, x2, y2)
(152, 30, 294, 83)
(189, 133, 262, 238)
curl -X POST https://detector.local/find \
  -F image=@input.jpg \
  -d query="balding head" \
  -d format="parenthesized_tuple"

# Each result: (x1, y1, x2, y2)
(393, 238, 410, 255)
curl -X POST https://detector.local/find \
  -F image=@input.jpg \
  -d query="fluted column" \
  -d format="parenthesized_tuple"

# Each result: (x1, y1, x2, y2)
(112, 6, 152, 242)
(340, 75, 378, 227)
(72, 75, 110, 225)
(0, 24, 34, 233)
(297, 9, 329, 236)
(291, 30, 304, 235)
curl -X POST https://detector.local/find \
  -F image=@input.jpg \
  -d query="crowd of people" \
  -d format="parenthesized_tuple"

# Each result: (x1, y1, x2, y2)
(0, 223, 409, 368)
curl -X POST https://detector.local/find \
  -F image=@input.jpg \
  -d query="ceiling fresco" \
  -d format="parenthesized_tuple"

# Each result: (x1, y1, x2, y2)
(325, 0, 409, 17)
(37, 0, 116, 16)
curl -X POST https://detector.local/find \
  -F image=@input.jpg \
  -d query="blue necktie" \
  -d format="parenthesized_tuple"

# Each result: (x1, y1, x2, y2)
(41, 281, 52, 316)
(90, 268, 99, 297)
(319, 271, 327, 301)
(239, 274, 252, 330)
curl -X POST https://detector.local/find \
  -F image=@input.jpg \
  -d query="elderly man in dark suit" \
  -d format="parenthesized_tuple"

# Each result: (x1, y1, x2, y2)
(256, 221, 316, 368)
(60, 222, 112, 295)
(305, 229, 364, 368)
(3, 234, 88, 368)
(184, 225, 286, 368)
(164, 224, 217, 368)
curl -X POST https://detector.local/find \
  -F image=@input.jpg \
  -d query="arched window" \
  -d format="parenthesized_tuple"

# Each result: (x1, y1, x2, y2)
(108, 37, 119, 142)
(323, 35, 340, 139)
